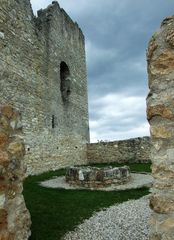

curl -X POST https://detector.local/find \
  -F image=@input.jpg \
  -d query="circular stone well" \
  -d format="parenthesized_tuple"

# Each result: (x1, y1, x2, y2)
(65, 166, 131, 188)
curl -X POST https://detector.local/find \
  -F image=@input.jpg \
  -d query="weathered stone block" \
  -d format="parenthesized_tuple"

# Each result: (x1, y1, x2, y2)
(166, 29, 174, 47)
(0, 117, 9, 132)
(7, 141, 25, 159)
(66, 166, 130, 188)
(150, 193, 174, 213)
(0, 151, 9, 165)
(152, 163, 174, 180)
(0, 232, 15, 240)
(147, 105, 173, 121)
(150, 126, 172, 138)
(150, 51, 174, 76)
(153, 179, 174, 190)
(0, 209, 8, 229)
(0, 132, 9, 149)
(1, 106, 14, 120)
(147, 38, 158, 62)
(150, 213, 174, 240)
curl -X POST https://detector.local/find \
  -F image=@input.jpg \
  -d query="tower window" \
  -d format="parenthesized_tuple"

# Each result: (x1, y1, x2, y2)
(52, 115, 55, 129)
(60, 61, 71, 102)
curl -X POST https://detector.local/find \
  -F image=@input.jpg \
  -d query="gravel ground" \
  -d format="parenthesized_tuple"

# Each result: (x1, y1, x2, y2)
(63, 196, 151, 240)
(40, 173, 153, 191)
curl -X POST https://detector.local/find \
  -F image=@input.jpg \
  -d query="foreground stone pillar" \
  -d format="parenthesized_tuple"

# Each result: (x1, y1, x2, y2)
(0, 106, 31, 239)
(147, 17, 174, 239)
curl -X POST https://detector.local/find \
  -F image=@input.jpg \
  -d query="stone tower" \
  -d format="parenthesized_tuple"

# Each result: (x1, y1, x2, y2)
(0, 0, 89, 174)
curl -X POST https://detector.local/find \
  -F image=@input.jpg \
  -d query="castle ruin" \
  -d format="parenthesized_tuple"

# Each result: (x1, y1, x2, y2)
(1, 0, 174, 239)
(0, 0, 89, 175)
(0, 0, 151, 176)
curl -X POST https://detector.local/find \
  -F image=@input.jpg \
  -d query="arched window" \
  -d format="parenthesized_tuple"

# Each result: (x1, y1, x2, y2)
(52, 115, 55, 129)
(60, 62, 71, 102)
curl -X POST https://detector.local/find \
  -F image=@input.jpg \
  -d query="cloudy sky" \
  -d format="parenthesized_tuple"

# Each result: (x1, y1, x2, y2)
(31, 0, 174, 142)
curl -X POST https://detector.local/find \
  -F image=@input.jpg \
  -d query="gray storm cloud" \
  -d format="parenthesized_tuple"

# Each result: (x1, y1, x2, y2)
(31, 0, 174, 142)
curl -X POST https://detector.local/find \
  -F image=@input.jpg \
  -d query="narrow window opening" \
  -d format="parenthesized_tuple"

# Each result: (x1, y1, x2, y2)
(60, 61, 71, 102)
(52, 115, 55, 129)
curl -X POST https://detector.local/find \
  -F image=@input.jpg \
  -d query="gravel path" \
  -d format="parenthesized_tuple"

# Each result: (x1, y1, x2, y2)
(40, 173, 153, 191)
(63, 196, 151, 240)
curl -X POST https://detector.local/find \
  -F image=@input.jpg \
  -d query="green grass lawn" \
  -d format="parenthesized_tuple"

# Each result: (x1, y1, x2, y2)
(23, 163, 151, 240)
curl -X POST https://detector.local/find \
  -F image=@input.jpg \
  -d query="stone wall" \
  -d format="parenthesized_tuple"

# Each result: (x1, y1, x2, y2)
(0, 106, 31, 240)
(0, 0, 89, 175)
(147, 16, 174, 239)
(87, 137, 151, 164)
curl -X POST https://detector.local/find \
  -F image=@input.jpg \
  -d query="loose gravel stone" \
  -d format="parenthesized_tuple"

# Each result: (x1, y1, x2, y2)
(63, 196, 151, 240)
(40, 173, 153, 191)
